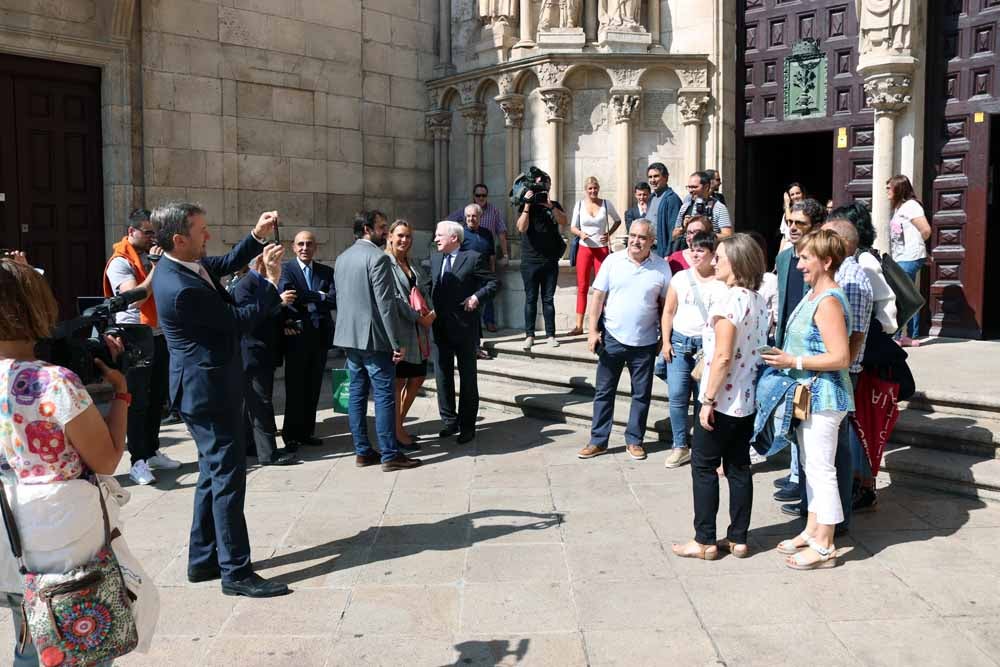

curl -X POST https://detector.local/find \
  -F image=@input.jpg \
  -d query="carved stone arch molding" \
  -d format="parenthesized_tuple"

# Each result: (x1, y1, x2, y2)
(608, 65, 644, 89)
(675, 64, 709, 90)
(534, 62, 570, 88)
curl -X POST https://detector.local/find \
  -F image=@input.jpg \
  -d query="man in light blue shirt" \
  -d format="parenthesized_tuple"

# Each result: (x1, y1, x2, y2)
(578, 219, 672, 462)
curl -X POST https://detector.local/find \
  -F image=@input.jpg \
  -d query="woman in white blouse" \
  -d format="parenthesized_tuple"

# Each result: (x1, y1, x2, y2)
(887, 174, 931, 346)
(569, 176, 621, 335)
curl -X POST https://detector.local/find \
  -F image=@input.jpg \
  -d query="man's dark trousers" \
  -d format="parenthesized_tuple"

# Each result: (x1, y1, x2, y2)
(590, 333, 657, 447)
(434, 336, 479, 434)
(283, 326, 327, 443)
(243, 363, 280, 462)
(125, 333, 168, 464)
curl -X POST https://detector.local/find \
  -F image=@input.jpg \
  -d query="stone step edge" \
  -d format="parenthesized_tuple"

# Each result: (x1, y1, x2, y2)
(879, 446, 1000, 502)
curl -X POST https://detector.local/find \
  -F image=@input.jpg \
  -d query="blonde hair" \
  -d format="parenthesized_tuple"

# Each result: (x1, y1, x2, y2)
(797, 229, 847, 273)
(0, 259, 59, 340)
(584, 176, 600, 189)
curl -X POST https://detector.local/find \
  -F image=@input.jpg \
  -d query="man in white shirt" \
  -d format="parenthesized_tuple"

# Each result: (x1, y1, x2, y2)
(578, 219, 672, 461)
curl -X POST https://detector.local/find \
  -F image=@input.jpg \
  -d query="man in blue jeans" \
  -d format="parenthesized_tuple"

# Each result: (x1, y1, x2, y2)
(333, 212, 421, 472)
(577, 220, 673, 461)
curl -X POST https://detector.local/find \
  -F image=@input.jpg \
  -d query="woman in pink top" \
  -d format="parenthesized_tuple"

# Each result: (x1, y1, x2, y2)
(667, 215, 710, 274)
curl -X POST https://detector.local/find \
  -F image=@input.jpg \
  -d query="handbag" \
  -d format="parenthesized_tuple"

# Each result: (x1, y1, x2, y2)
(792, 381, 812, 421)
(858, 248, 925, 335)
(0, 479, 138, 667)
(687, 272, 711, 382)
(408, 285, 431, 360)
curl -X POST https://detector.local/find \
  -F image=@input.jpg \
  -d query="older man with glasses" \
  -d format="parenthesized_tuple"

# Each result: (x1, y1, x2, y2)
(449, 184, 508, 332)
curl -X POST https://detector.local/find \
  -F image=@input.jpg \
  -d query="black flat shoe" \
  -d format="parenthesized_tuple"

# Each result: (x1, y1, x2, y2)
(456, 431, 475, 444)
(773, 482, 801, 502)
(438, 426, 459, 438)
(260, 452, 296, 466)
(773, 475, 791, 489)
(300, 436, 323, 447)
(221, 572, 290, 598)
(780, 502, 807, 518)
(187, 566, 221, 583)
(397, 439, 421, 451)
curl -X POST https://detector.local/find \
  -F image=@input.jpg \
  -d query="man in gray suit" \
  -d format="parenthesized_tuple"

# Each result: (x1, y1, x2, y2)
(333, 211, 422, 471)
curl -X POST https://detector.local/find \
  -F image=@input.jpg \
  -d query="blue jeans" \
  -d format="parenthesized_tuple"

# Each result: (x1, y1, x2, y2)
(895, 258, 925, 338)
(664, 331, 702, 449)
(590, 333, 657, 447)
(346, 349, 400, 463)
(521, 259, 559, 337)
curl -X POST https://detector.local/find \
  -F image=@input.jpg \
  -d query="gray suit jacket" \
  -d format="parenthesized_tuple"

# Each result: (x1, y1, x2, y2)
(332, 239, 406, 352)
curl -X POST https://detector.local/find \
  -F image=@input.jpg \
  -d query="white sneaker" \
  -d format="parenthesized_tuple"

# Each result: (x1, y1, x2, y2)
(129, 460, 156, 485)
(147, 449, 182, 470)
(664, 448, 691, 468)
(749, 449, 767, 465)
(547, 336, 560, 347)
(523, 336, 534, 351)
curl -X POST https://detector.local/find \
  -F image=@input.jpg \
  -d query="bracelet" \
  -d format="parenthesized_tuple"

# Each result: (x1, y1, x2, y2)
(113, 392, 132, 407)
(795, 355, 803, 371)
(703, 396, 717, 406)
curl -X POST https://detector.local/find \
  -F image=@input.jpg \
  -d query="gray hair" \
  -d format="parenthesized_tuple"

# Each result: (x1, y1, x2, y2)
(629, 218, 656, 239)
(822, 218, 860, 253)
(152, 202, 205, 251)
(437, 220, 464, 244)
(463, 203, 482, 217)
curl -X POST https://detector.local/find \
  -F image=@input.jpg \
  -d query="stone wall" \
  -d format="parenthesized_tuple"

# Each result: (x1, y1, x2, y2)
(140, 0, 438, 260)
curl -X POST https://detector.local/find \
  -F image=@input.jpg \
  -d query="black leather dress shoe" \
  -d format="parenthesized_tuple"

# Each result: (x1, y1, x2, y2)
(187, 566, 221, 583)
(398, 439, 421, 451)
(773, 474, 791, 489)
(260, 452, 296, 466)
(438, 426, 459, 438)
(283, 440, 300, 453)
(773, 482, 801, 502)
(355, 453, 381, 467)
(300, 436, 323, 447)
(781, 502, 807, 518)
(221, 572, 290, 598)
(457, 431, 475, 444)
(381, 455, 422, 471)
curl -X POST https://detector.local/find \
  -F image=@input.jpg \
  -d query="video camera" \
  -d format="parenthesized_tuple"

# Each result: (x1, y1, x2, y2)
(509, 166, 552, 207)
(35, 288, 155, 386)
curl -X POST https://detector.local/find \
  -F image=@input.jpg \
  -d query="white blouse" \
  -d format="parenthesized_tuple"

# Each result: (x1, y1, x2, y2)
(572, 198, 621, 248)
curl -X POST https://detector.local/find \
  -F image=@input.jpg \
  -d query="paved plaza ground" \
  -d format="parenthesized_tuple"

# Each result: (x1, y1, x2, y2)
(4, 388, 999, 666)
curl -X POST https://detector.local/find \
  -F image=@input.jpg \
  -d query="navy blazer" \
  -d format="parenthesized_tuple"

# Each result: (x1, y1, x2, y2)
(652, 188, 682, 257)
(232, 270, 285, 370)
(429, 249, 497, 345)
(152, 234, 278, 416)
(278, 259, 335, 347)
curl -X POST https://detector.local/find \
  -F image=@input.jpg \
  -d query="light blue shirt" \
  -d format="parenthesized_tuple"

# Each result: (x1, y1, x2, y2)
(592, 251, 673, 346)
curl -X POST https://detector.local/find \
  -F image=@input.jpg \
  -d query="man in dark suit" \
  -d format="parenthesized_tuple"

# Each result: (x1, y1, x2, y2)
(278, 230, 335, 449)
(232, 255, 298, 466)
(624, 181, 651, 233)
(430, 220, 498, 444)
(151, 202, 289, 598)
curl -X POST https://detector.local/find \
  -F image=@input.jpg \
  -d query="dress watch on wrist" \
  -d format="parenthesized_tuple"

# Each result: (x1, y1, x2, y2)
(703, 396, 717, 407)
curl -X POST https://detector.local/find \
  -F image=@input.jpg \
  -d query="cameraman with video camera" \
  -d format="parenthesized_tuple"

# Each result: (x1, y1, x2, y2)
(513, 167, 567, 350)
(103, 208, 181, 487)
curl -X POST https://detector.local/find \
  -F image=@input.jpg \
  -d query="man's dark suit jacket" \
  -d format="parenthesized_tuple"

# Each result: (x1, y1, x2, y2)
(278, 259, 335, 348)
(152, 234, 277, 416)
(429, 249, 497, 344)
(232, 270, 284, 370)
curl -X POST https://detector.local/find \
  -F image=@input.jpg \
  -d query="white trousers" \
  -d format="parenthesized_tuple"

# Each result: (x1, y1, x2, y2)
(796, 409, 847, 526)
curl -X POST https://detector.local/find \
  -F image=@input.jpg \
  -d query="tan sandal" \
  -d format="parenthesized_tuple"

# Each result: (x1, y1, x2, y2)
(777, 530, 812, 555)
(718, 539, 749, 558)
(785, 540, 837, 570)
(671, 540, 719, 561)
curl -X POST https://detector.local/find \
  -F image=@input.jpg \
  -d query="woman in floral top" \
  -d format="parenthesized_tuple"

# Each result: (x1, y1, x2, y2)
(673, 234, 769, 561)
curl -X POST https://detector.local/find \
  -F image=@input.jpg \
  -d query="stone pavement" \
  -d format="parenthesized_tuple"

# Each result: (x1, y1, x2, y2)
(3, 389, 1000, 666)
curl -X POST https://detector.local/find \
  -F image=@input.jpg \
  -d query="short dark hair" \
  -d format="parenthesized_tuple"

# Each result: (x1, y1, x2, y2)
(691, 171, 711, 186)
(353, 215, 371, 239)
(128, 208, 151, 234)
(473, 183, 488, 194)
(705, 169, 719, 180)
(152, 202, 205, 251)
(829, 202, 875, 249)
(634, 181, 651, 192)
(689, 231, 717, 252)
(646, 162, 668, 178)
(365, 209, 386, 228)
(791, 198, 826, 226)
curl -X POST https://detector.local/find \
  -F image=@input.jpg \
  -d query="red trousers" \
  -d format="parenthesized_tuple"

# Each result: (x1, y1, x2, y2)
(575, 244, 610, 314)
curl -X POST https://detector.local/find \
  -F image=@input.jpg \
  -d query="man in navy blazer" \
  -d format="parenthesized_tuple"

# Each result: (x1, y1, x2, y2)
(151, 202, 289, 598)
(430, 221, 498, 443)
(278, 230, 335, 448)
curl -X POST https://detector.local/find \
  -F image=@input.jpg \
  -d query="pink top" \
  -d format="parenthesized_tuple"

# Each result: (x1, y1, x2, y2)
(668, 250, 689, 275)
(0, 359, 92, 483)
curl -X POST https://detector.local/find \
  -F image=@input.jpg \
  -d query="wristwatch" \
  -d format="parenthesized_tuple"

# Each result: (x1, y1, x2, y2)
(703, 396, 717, 407)
(113, 392, 132, 406)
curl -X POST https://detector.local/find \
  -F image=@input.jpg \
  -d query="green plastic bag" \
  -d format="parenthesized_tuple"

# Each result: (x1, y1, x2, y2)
(331, 368, 350, 414)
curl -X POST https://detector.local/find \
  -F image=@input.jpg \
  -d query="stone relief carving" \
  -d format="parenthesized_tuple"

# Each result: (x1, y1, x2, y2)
(496, 72, 515, 96)
(863, 75, 912, 113)
(610, 93, 641, 123)
(857, 0, 911, 55)
(460, 104, 489, 134)
(496, 95, 525, 127)
(538, 0, 582, 30)
(535, 62, 569, 87)
(479, 0, 518, 26)
(677, 94, 709, 124)
(609, 66, 641, 88)
(539, 88, 571, 121)
(458, 80, 477, 104)
(426, 111, 453, 140)
(676, 66, 708, 90)
(599, 0, 643, 30)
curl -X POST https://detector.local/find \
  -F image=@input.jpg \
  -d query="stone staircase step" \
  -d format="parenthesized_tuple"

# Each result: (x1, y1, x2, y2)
(891, 408, 1000, 459)
(880, 445, 1000, 502)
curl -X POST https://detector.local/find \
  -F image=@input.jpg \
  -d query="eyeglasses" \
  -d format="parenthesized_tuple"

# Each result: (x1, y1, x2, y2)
(138, 229, 155, 236)
(474, 193, 487, 198)
(789, 219, 812, 229)
(685, 185, 700, 190)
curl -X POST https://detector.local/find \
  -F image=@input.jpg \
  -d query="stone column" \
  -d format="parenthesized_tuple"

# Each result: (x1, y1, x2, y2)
(514, 0, 536, 48)
(648, 0, 661, 49)
(427, 110, 453, 219)
(609, 89, 641, 215)
(539, 87, 570, 202)
(678, 92, 710, 177)
(460, 103, 488, 194)
(497, 93, 526, 221)
(435, 0, 454, 75)
(859, 63, 915, 253)
(584, 0, 598, 43)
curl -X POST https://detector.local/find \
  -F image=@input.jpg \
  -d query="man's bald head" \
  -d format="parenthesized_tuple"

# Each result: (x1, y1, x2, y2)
(293, 230, 317, 263)
(821, 219, 859, 255)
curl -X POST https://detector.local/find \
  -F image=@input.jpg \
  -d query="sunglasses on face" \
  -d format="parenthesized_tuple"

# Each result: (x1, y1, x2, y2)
(789, 219, 812, 229)
(474, 193, 487, 198)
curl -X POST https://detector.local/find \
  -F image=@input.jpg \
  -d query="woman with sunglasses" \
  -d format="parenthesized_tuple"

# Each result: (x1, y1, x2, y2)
(667, 215, 710, 274)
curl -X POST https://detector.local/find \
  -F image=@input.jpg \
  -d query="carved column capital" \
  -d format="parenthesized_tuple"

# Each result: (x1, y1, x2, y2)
(459, 103, 488, 134)
(609, 90, 641, 124)
(863, 73, 912, 117)
(426, 110, 453, 141)
(535, 62, 569, 88)
(676, 64, 709, 90)
(496, 93, 526, 128)
(677, 92, 710, 125)
(539, 87, 571, 123)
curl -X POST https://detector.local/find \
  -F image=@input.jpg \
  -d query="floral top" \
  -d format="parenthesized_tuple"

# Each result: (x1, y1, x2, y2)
(699, 286, 770, 418)
(783, 288, 855, 413)
(0, 359, 92, 483)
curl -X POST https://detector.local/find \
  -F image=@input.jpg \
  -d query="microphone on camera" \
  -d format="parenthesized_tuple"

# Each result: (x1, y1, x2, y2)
(108, 287, 149, 312)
